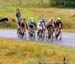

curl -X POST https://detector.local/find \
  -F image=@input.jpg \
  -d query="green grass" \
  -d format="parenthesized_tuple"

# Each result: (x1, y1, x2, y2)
(0, 0, 75, 31)
(0, 38, 75, 64)
(0, 8, 75, 31)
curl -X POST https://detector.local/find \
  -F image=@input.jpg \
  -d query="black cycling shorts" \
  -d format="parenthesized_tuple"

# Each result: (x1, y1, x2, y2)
(29, 25, 33, 30)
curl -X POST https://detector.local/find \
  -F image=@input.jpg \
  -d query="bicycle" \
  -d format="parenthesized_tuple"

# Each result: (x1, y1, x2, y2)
(46, 26, 54, 42)
(28, 28, 35, 40)
(55, 27, 62, 40)
(17, 28, 27, 39)
(37, 29, 45, 40)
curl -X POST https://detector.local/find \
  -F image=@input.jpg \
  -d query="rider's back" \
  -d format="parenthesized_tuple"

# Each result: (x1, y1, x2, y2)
(55, 20, 63, 28)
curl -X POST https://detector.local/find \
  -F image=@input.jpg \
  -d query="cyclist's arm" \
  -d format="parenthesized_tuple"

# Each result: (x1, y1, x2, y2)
(34, 22, 37, 30)
(44, 21, 46, 28)
(60, 22, 63, 29)
(28, 20, 30, 29)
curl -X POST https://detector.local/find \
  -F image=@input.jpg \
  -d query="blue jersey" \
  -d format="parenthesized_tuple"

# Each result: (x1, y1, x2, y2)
(40, 19, 46, 27)
(16, 11, 21, 18)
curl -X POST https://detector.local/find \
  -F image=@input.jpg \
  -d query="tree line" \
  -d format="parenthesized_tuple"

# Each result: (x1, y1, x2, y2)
(18, 0, 75, 8)
(50, 0, 75, 8)
(40, 0, 75, 8)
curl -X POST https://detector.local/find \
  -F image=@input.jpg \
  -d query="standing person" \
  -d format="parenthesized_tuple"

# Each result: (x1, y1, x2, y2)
(16, 8, 21, 28)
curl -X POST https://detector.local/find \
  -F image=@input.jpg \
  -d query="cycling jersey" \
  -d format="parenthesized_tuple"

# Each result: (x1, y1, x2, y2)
(55, 20, 63, 28)
(37, 19, 46, 30)
(28, 19, 36, 30)
(46, 20, 55, 30)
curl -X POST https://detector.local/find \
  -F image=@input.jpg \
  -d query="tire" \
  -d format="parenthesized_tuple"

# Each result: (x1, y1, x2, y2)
(59, 32, 62, 40)
(47, 28, 54, 42)
(38, 30, 45, 40)
(17, 29, 24, 39)
(50, 34, 53, 42)
(29, 30, 35, 40)
(56, 31, 62, 40)
(37, 30, 42, 40)
(46, 34, 48, 41)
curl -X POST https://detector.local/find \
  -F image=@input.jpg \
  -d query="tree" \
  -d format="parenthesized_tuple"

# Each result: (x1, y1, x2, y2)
(19, 0, 22, 7)
(40, 0, 43, 5)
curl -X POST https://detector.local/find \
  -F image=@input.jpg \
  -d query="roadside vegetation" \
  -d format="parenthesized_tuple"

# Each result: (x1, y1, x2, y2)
(0, 8, 75, 32)
(0, 0, 75, 31)
(0, 38, 75, 64)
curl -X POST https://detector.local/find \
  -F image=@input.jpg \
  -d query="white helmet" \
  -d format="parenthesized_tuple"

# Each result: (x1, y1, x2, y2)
(51, 17, 54, 20)
(57, 17, 61, 20)
(31, 19, 34, 23)
(49, 17, 54, 22)
(30, 17, 34, 23)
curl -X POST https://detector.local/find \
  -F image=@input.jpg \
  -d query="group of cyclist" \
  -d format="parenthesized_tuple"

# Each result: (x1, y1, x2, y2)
(16, 8, 63, 39)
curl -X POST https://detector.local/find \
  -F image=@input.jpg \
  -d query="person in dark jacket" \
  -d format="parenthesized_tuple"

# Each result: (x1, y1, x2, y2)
(16, 8, 21, 28)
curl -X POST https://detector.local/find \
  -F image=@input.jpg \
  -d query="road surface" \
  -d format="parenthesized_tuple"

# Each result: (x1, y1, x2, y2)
(0, 29, 75, 48)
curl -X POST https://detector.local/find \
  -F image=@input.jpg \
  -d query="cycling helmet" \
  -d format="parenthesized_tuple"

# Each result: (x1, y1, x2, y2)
(49, 17, 54, 23)
(57, 17, 61, 20)
(40, 19, 42, 24)
(31, 19, 34, 23)
(51, 17, 54, 21)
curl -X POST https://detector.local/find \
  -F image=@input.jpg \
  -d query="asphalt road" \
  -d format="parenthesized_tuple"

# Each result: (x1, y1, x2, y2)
(0, 29, 75, 48)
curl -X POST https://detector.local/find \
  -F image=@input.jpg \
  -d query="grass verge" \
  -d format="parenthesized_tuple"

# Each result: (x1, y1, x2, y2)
(0, 38, 75, 64)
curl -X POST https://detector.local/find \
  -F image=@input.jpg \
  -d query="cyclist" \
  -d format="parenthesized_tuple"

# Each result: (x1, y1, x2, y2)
(55, 18, 63, 39)
(18, 18, 27, 33)
(46, 17, 55, 31)
(46, 17, 55, 38)
(28, 17, 37, 30)
(37, 17, 46, 36)
(55, 18, 63, 32)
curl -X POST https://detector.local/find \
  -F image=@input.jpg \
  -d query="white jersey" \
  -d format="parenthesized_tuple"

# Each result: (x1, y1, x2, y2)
(37, 22, 45, 30)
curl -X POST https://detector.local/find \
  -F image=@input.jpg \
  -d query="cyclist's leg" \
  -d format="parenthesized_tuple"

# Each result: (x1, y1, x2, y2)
(48, 29, 51, 38)
(49, 26, 53, 38)
(55, 27, 59, 39)
(29, 25, 33, 32)
(37, 29, 40, 36)
(37, 25, 42, 36)
(59, 27, 62, 40)
(28, 25, 31, 34)
(29, 25, 34, 37)
(17, 22, 21, 34)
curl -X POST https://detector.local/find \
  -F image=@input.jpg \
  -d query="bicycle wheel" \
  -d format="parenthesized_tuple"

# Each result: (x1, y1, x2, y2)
(23, 31, 27, 39)
(56, 31, 62, 40)
(29, 30, 35, 40)
(58, 31, 62, 40)
(17, 29, 24, 39)
(50, 33, 53, 42)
